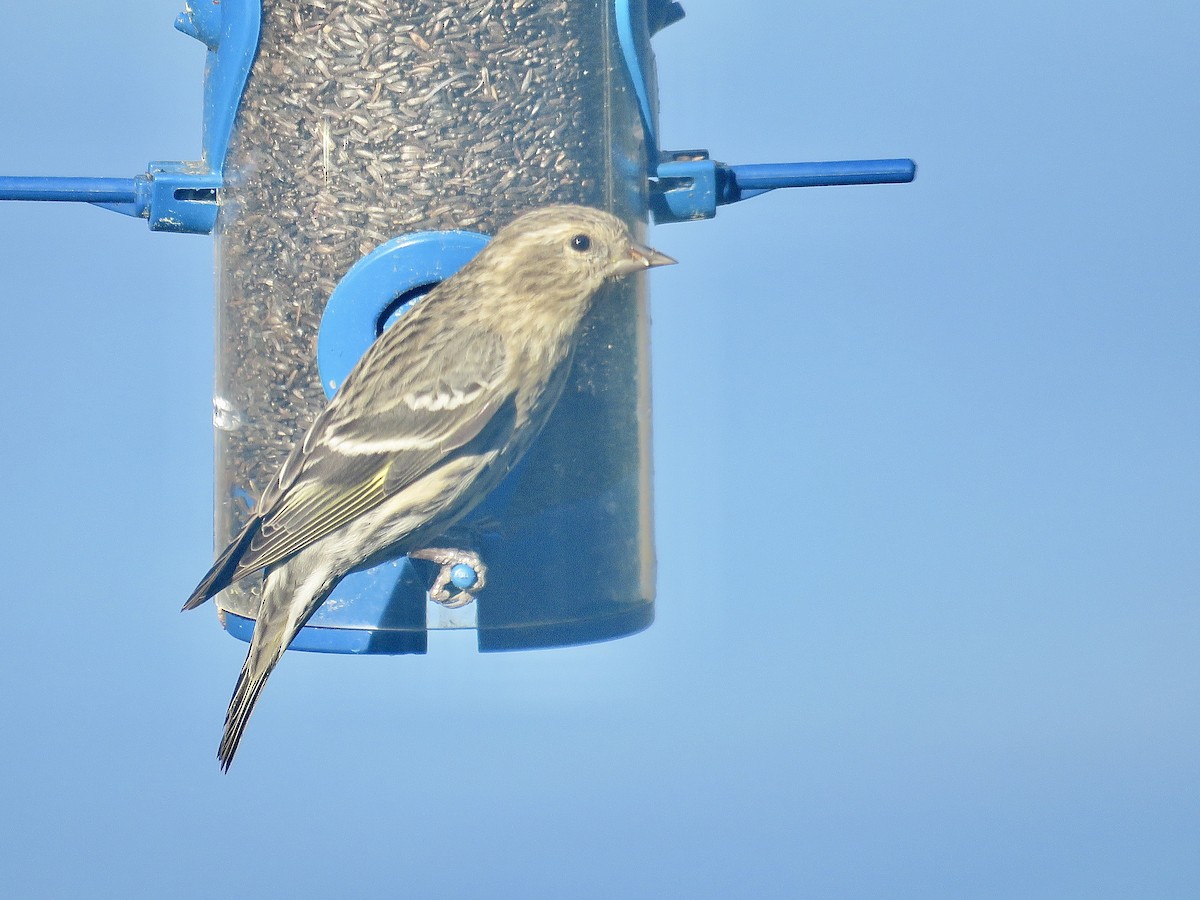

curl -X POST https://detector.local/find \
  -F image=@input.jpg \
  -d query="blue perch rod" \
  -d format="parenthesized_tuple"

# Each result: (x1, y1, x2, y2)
(726, 158, 916, 201)
(0, 176, 140, 204)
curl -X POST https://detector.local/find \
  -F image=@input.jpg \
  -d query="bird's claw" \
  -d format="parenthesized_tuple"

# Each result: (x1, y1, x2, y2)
(408, 548, 487, 607)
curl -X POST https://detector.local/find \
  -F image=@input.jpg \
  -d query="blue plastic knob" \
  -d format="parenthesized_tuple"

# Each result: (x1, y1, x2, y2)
(450, 564, 479, 591)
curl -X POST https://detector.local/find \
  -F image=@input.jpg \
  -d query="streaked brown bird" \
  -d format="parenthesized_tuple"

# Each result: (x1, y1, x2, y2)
(183, 204, 675, 770)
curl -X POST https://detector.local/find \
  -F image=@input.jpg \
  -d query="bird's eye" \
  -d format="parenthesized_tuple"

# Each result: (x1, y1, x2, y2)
(570, 233, 591, 252)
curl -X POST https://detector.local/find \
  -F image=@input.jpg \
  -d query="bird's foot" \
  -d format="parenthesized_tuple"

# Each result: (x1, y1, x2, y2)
(409, 548, 487, 608)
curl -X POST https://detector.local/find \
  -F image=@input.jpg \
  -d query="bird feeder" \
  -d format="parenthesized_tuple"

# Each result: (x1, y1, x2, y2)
(0, 0, 915, 654)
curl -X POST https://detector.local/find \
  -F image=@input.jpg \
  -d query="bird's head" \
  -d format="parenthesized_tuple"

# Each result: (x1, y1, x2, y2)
(479, 205, 676, 311)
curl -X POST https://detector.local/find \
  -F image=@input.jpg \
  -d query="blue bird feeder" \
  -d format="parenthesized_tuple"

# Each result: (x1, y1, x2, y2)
(0, 0, 914, 655)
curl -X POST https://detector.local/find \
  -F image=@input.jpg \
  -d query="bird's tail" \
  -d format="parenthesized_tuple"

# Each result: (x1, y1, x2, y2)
(216, 561, 337, 772)
(218, 653, 278, 772)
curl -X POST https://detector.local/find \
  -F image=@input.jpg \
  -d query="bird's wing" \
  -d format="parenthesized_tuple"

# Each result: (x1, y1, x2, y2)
(230, 322, 512, 579)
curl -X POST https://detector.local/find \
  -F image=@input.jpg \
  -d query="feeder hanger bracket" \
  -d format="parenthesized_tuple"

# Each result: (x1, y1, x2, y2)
(0, 0, 260, 234)
(613, 0, 917, 223)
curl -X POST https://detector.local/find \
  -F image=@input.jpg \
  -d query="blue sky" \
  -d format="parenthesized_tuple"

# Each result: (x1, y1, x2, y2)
(0, 2, 1196, 897)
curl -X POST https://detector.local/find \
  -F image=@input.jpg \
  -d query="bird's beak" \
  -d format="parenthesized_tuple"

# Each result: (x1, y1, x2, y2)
(614, 241, 678, 276)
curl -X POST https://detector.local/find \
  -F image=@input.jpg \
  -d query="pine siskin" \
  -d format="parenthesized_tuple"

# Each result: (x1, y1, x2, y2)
(183, 204, 675, 770)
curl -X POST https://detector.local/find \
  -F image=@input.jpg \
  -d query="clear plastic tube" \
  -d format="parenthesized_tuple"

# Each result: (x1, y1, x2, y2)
(213, 0, 655, 651)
